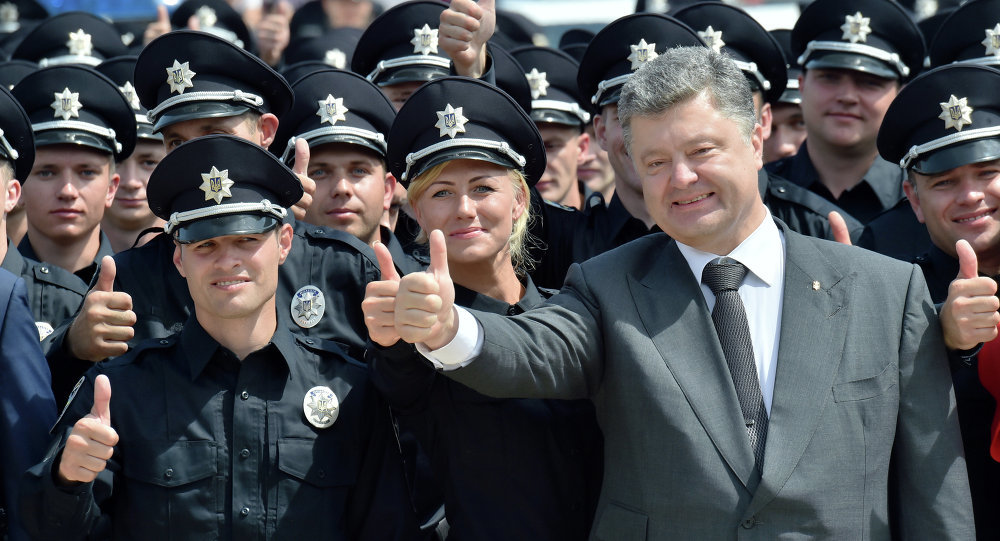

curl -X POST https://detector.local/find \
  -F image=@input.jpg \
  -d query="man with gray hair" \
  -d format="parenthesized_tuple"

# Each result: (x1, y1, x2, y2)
(370, 46, 975, 539)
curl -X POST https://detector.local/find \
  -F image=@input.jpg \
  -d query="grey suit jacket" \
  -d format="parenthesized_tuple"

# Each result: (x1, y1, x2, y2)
(446, 223, 974, 540)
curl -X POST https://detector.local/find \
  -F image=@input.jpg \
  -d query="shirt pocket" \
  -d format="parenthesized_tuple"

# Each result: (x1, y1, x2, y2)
(832, 362, 897, 402)
(119, 439, 220, 541)
(272, 435, 359, 537)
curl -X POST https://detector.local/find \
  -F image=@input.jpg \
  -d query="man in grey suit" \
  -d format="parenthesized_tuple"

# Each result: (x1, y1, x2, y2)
(369, 47, 974, 539)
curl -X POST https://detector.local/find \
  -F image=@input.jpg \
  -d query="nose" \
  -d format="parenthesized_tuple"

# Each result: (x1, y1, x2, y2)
(330, 175, 352, 199)
(836, 80, 859, 104)
(56, 174, 79, 200)
(455, 194, 476, 218)
(670, 159, 698, 188)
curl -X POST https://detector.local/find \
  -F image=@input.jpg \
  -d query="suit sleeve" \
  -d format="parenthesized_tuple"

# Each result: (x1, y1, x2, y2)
(893, 263, 976, 540)
(444, 262, 604, 400)
(0, 276, 58, 541)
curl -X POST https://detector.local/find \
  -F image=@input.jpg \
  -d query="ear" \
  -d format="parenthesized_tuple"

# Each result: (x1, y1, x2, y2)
(172, 243, 186, 277)
(576, 131, 591, 164)
(512, 184, 527, 222)
(258, 113, 280, 149)
(750, 123, 764, 170)
(383, 172, 396, 211)
(106, 171, 120, 208)
(277, 223, 294, 263)
(4, 179, 20, 214)
(758, 101, 773, 141)
(902, 178, 925, 224)
(592, 113, 609, 152)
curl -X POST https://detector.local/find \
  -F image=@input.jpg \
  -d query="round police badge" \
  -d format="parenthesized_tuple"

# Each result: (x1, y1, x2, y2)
(303, 386, 339, 428)
(291, 285, 325, 329)
(36, 321, 54, 341)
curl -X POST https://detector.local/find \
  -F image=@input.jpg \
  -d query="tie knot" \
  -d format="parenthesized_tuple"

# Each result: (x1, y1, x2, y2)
(702, 257, 749, 294)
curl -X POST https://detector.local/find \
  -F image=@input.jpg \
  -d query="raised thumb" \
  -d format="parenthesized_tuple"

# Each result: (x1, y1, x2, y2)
(91, 374, 112, 426)
(276, 0, 295, 19)
(294, 138, 310, 177)
(828, 210, 852, 246)
(956, 239, 979, 280)
(95, 255, 117, 292)
(374, 242, 400, 282)
(427, 229, 450, 280)
(157, 4, 169, 24)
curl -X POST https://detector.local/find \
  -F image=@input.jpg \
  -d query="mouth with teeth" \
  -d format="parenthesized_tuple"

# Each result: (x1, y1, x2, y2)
(674, 193, 713, 206)
(954, 209, 995, 224)
(214, 279, 248, 287)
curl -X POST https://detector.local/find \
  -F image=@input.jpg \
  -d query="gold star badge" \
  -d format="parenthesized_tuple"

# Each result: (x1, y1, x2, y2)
(199, 166, 234, 204)
(166, 59, 196, 95)
(840, 11, 872, 44)
(435, 104, 468, 139)
(411, 23, 438, 55)
(120, 81, 140, 111)
(939, 95, 974, 132)
(525, 68, 549, 99)
(195, 5, 217, 28)
(627, 39, 658, 71)
(324, 48, 346, 69)
(983, 24, 1000, 57)
(50, 88, 82, 121)
(67, 28, 93, 56)
(698, 26, 725, 53)
(316, 94, 349, 126)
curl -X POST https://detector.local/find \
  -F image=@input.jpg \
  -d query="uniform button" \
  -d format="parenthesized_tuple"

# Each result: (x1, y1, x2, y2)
(240, 507, 250, 517)
(314, 229, 324, 235)
(240, 390, 249, 400)
(776, 187, 786, 194)
(240, 448, 250, 459)
(164, 468, 174, 479)
(318, 469, 325, 479)
(305, 338, 314, 345)
(40, 266, 50, 274)
(741, 517, 756, 529)
(159, 339, 169, 345)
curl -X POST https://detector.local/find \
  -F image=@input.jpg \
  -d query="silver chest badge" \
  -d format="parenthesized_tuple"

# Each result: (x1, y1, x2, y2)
(291, 285, 325, 329)
(303, 386, 339, 428)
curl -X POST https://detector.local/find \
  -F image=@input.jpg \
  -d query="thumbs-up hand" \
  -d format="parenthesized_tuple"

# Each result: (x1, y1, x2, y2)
(363, 242, 403, 346)
(142, 5, 172, 45)
(940, 239, 1000, 350)
(67, 256, 137, 362)
(396, 230, 457, 349)
(290, 138, 315, 222)
(439, 0, 495, 78)
(57, 375, 119, 485)
(255, 1, 293, 67)
(828, 211, 852, 246)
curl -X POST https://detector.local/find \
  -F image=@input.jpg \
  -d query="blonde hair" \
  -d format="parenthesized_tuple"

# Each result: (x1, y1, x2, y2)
(408, 160, 535, 273)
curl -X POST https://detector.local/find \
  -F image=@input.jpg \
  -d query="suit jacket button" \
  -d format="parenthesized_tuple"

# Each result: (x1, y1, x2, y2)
(741, 517, 756, 529)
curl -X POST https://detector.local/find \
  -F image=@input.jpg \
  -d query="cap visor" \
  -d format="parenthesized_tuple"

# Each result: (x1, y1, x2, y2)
(531, 109, 585, 127)
(152, 103, 252, 133)
(34, 130, 113, 155)
(407, 148, 524, 187)
(805, 53, 898, 80)
(174, 213, 280, 244)
(912, 139, 1000, 175)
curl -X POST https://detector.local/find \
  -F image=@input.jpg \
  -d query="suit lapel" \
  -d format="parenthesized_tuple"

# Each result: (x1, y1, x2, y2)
(746, 227, 851, 515)
(628, 238, 759, 491)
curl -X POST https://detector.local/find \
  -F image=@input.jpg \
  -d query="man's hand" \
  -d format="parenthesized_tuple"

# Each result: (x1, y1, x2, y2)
(255, 1, 293, 67)
(291, 138, 315, 221)
(67, 257, 136, 362)
(362, 243, 403, 347)
(828, 210, 852, 246)
(57, 375, 118, 485)
(439, 0, 495, 78)
(396, 230, 457, 349)
(940, 239, 1000, 350)
(142, 5, 172, 45)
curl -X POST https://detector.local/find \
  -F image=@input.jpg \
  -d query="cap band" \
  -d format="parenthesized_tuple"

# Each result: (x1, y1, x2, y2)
(147, 89, 264, 123)
(591, 73, 631, 105)
(31, 120, 122, 153)
(953, 56, 1000, 68)
(164, 198, 287, 235)
(899, 125, 1000, 169)
(0, 128, 20, 161)
(403, 138, 526, 182)
(39, 55, 102, 68)
(733, 59, 771, 92)
(282, 126, 387, 162)
(532, 99, 591, 124)
(798, 40, 909, 77)
(366, 55, 452, 82)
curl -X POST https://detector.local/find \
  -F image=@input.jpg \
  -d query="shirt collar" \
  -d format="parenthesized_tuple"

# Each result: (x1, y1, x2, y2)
(180, 313, 296, 380)
(453, 274, 545, 314)
(675, 209, 785, 288)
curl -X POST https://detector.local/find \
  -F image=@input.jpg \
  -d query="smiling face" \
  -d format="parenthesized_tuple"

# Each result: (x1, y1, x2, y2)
(173, 224, 293, 323)
(906, 160, 1000, 270)
(535, 122, 587, 208)
(799, 68, 898, 152)
(630, 91, 766, 255)
(301, 143, 391, 245)
(22, 145, 118, 245)
(410, 159, 526, 268)
(104, 139, 166, 230)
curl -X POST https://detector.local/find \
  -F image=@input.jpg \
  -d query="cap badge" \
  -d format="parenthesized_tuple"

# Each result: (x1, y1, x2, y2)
(324, 48, 347, 69)
(840, 12, 871, 44)
(627, 39, 658, 71)
(292, 285, 325, 328)
(199, 166, 234, 204)
(166, 59, 196, 95)
(698, 26, 725, 53)
(120, 81, 140, 111)
(303, 385, 339, 428)
(0, 3, 18, 24)
(411, 23, 439, 56)
(50, 88, 82, 121)
(983, 24, 1000, 57)
(939, 95, 973, 132)
(435, 103, 468, 139)
(316, 94, 349, 126)
(195, 6, 218, 28)
(67, 28, 93, 57)
(525, 68, 549, 99)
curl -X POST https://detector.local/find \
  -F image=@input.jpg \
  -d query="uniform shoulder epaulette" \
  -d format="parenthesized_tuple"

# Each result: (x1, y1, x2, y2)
(294, 334, 365, 367)
(299, 222, 371, 251)
(30, 262, 88, 295)
(543, 199, 577, 213)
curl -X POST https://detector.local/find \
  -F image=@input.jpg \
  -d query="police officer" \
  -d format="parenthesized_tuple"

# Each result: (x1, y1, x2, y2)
(877, 63, 1000, 540)
(766, 0, 924, 226)
(674, 1, 862, 242)
(271, 68, 423, 275)
(20, 135, 423, 540)
(11, 11, 126, 67)
(763, 28, 807, 164)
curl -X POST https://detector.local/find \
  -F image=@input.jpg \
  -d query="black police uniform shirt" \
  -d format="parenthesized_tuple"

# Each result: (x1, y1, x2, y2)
(370, 275, 604, 541)
(766, 141, 905, 224)
(20, 316, 424, 541)
(43, 218, 380, 368)
(912, 244, 1000, 540)
(857, 196, 933, 263)
(761, 169, 864, 242)
(17, 230, 114, 285)
(381, 225, 424, 276)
